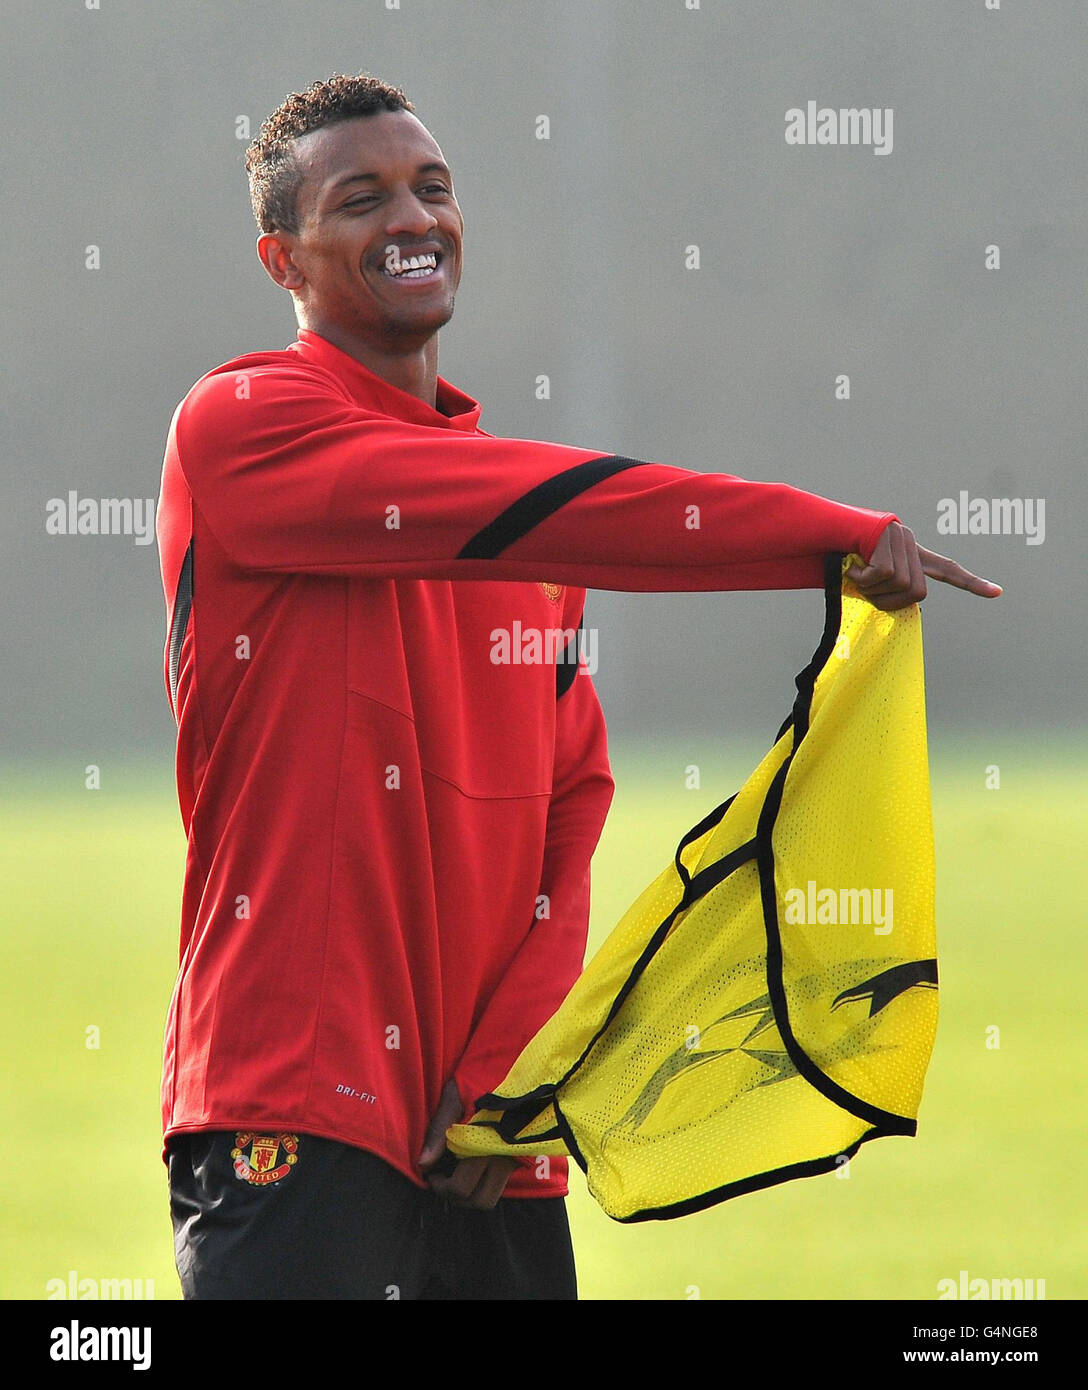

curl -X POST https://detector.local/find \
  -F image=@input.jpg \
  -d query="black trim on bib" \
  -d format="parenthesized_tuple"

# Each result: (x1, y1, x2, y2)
(673, 794, 738, 892)
(168, 541, 194, 719)
(457, 455, 647, 559)
(607, 1124, 887, 1224)
(754, 552, 917, 1137)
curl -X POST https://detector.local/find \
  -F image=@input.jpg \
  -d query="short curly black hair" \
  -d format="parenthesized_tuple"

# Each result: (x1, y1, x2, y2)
(245, 73, 416, 235)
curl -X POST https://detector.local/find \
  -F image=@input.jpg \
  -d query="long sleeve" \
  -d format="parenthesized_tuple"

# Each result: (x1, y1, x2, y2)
(451, 600, 615, 1118)
(171, 358, 897, 593)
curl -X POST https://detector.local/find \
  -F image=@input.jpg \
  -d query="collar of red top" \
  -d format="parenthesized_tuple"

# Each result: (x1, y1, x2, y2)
(291, 328, 483, 433)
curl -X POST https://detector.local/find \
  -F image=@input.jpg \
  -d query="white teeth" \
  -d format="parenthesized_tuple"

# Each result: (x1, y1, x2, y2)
(377, 250, 439, 279)
(385, 252, 439, 279)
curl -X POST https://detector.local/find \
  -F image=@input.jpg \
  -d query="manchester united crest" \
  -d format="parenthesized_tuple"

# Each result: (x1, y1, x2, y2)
(232, 1132, 300, 1185)
(539, 582, 562, 604)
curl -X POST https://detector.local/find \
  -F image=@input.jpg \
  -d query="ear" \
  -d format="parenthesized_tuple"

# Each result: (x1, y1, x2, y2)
(256, 232, 305, 292)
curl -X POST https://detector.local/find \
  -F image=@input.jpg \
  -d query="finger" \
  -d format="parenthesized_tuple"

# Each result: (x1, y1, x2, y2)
(469, 1159, 518, 1210)
(442, 1156, 489, 1206)
(905, 528, 927, 603)
(424, 1166, 471, 1203)
(418, 1135, 443, 1169)
(859, 584, 925, 612)
(418, 1123, 450, 1169)
(870, 527, 926, 608)
(855, 531, 924, 611)
(918, 546, 1003, 597)
(855, 521, 911, 596)
(421, 1147, 458, 1179)
(890, 520, 910, 590)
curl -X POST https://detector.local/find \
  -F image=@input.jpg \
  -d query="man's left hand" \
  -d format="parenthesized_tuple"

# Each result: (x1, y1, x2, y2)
(418, 1079, 519, 1209)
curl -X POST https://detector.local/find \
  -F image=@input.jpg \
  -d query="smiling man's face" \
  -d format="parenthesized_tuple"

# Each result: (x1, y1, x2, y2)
(264, 109, 464, 352)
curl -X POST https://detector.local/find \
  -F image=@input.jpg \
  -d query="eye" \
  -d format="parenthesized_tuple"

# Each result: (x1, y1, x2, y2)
(343, 185, 448, 211)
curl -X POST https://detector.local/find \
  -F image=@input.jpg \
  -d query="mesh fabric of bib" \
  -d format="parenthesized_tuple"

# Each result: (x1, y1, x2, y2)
(446, 553, 938, 1221)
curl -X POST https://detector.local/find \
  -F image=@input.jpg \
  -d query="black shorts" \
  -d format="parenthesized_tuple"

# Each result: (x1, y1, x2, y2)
(168, 1131, 577, 1301)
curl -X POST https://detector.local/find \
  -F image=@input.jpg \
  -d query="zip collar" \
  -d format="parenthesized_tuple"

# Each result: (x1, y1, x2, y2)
(290, 328, 482, 433)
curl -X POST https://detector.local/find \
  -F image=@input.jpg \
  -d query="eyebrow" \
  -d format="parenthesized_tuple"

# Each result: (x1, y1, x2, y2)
(331, 161, 452, 191)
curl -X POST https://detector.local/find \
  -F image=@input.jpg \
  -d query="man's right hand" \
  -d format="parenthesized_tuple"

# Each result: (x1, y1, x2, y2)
(845, 521, 1003, 611)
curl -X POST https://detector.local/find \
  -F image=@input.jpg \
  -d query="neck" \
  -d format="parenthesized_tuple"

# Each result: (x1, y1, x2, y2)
(300, 318, 440, 409)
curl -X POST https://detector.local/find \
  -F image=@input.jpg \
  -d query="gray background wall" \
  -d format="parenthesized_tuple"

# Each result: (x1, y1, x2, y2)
(3, 0, 1083, 761)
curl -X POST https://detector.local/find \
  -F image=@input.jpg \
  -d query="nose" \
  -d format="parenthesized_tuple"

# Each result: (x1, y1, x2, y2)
(383, 186, 440, 238)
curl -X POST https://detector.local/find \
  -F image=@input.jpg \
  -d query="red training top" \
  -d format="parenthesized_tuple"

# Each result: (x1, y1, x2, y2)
(155, 327, 898, 1198)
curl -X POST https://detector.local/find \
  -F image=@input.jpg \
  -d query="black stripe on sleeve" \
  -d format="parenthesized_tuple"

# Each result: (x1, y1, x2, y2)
(555, 609, 584, 700)
(168, 541, 193, 719)
(457, 454, 648, 560)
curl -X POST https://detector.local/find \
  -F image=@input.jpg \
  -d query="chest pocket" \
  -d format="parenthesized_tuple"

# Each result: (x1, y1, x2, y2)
(346, 577, 558, 800)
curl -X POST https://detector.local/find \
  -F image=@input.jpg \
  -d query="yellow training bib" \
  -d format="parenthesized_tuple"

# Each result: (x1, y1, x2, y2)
(447, 554, 938, 1221)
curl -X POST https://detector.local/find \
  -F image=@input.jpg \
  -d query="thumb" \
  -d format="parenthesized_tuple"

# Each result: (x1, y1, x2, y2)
(418, 1080, 464, 1164)
(419, 1113, 449, 1165)
(422, 1123, 447, 1167)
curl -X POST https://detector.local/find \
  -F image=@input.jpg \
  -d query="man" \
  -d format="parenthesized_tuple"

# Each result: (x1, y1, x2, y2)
(156, 73, 1000, 1301)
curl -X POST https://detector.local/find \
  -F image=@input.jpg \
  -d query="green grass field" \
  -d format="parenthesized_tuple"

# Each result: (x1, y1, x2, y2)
(2, 733, 1081, 1301)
